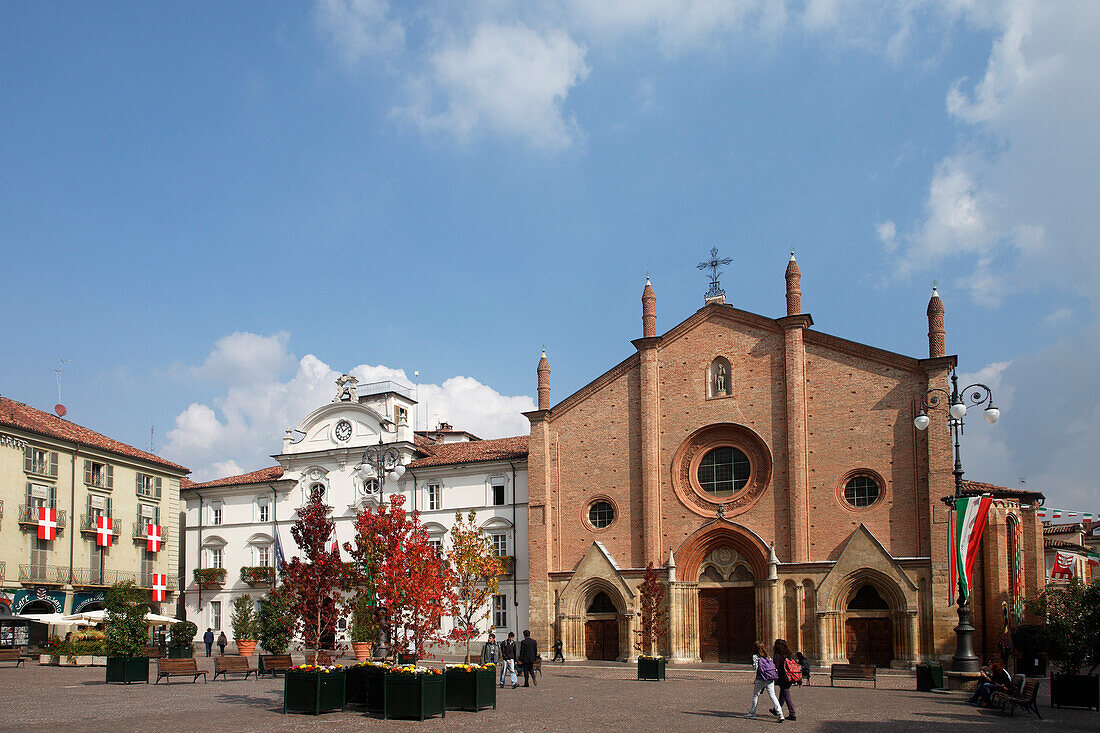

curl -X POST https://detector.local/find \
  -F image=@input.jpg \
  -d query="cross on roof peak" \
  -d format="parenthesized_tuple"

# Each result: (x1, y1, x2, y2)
(697, 247, 732, 301)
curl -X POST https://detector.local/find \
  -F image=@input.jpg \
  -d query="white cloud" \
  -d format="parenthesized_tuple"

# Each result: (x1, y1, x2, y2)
(396, 22, 589, 151)
(315, 0, 405, 64)
(191, 331, 295, 385)
(162, 334, 534, 481)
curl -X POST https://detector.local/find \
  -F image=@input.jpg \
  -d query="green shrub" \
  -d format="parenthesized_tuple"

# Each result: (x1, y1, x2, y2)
(230, 594, 259, 641)
(169, 620, 198, 648)
(258, 589, 294, 655)
(104, 581, 149, 658)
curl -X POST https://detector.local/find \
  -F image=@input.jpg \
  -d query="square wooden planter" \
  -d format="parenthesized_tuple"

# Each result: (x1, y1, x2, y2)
(283, 669, 347, 715)
(384, 673, 446, 720)
(445, 667, 497, 711)
(638, 657, 666, 681)
(345, 664, 389, 711)
(106, 657, 150, 684)
(1051, 674, 1099, 711)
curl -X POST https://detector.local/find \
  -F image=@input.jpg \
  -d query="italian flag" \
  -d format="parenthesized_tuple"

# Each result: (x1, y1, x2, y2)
(1087, 551, 1100, 568)
(949, 496, 993, 604)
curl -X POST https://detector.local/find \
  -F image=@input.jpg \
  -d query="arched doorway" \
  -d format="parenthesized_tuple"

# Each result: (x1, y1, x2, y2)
(584, 592, 619, 661)
(697, 547, 756, 662)
(19, 601, 56, 648)
(844, 585, 894, 667)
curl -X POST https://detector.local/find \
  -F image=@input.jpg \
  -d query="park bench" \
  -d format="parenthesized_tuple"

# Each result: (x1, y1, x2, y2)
(259, 654, 293, 678)
(0, 649, 28, 667)
(999, 678, 1042, 718)
(305, 650, 334, 665)
(830, 663, 877, 688)
(142, 645, 164, 659)
(214, 655, 258, 681)
(155, 658, 207, 684)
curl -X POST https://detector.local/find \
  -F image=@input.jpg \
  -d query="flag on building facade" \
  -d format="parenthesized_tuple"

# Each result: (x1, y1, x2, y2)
(1051, 551, 1075, 579)
(96, 515, 113, 547)
(151, 573, 167, 602)
(949, 496, 993, 604)
(274, 532, 286, 572)
(1086, 550, 1099, 568)
(37, 506, 57, 541)
(146, 524, 162, 552)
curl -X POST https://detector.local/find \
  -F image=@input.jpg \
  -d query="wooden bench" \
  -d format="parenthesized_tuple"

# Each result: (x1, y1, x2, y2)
(214, 655, 258, 681)
(305, 650, 334, 665)
(142, 645, 164, 659)
(155, 658, 207, 684)
(0, 649, 28, 668)
(830, 663, 877, 688)
(999, 679, 1042, 718)
(259, 654, 293, 678)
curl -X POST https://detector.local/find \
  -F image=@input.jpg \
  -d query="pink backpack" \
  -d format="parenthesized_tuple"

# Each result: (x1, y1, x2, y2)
(784, 657, 802, 683)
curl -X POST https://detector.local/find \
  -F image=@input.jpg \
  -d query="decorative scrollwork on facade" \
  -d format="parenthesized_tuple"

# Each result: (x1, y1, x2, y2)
(670, 423, 773, 518)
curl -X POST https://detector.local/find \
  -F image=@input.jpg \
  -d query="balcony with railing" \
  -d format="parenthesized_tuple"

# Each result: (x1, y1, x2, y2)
(496, 555, 515, 577)
(17, 505, 67, 532)
(193, 567, 227, 588)
(80, 513, 123, 537)
(132, 519, 168, 542)
(25, 459, 57, 478)
(71, 567, 142, 587)
(240, 566, 275, 587)
(19, 564, 68, 585)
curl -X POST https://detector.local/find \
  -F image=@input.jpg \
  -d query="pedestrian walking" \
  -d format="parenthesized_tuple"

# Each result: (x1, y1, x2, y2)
(518, 630, 538, 687)
(217, 631, 227, 656)
(203, 628, 214, 657)
(772, 639, 799, 721)
(481, 633, 499, 666)
(552, 638, 564, 663)
(500, 632, 518, 688)
(795, 651, 811, 686)
(747, 641, 784, 722)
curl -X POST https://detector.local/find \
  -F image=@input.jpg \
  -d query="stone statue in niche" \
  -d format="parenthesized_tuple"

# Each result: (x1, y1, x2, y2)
(710, 357, 733, 398)
(715, 364, 726, 392)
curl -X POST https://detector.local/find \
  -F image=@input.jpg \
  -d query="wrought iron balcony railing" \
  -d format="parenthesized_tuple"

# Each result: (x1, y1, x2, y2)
(17, 505, 67, 532)
(70, 567, 143, 587)
(79, 514, 123, 537)
(132, 519, 168, 542)
(19, 564, 68, 584)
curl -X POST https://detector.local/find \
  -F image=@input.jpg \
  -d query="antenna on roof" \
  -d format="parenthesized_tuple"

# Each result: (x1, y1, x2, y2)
(150, 425, 155, 453)
(414, 370, 420, 432)
(54, 358, 71, 418)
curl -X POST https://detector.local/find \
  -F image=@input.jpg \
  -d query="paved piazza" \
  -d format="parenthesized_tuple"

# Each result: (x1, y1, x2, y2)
(1, 660, 1095, 732)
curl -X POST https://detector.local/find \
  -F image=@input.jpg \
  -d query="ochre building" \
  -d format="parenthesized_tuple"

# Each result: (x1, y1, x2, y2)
(524, 258, 1045, 667)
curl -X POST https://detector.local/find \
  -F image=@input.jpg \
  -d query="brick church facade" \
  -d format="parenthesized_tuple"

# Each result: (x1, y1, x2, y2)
(524, 257, 1046, 667)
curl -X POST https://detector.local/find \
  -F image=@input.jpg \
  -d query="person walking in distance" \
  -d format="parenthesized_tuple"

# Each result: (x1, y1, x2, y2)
(747, 640, 784, 722)
(481, 633, 499, 667)
(795, 651, 811, 686)
(772, 639, 800, 721)
(217, 631, 228, 656)
(203, 628, 214, 657)
(518, 630, 538, 687)
(500, 632, 518, 688)
(552, 638, 565, 663)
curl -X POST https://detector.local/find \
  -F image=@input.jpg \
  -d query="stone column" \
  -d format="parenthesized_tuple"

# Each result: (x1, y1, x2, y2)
(669, 582, 699, 662)
(777, 314, 813, 562)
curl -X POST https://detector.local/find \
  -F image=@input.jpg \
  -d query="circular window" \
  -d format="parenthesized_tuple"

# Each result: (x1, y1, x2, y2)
(310, 482, 326, 498)
(843, 475, 881, 507)
(588, 500, 615, 529)
(697, 447, 751, 497)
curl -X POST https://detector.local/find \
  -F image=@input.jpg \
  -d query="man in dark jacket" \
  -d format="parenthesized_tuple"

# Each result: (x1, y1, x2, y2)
(500, 632, 518, 688)
(203, 628, 214, 657)
(518, 630, 538, 687)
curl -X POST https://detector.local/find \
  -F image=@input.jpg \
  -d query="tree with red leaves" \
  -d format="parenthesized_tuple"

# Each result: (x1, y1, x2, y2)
(281, 487, 349, 659)
(346, 493, 453, 659)
(447, 510, 503, 663)
(633, 562, 668, 657)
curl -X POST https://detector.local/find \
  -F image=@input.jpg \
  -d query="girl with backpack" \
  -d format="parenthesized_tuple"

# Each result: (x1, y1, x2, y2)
(747, 640, 784, 722)
(772, 639, 800, 721)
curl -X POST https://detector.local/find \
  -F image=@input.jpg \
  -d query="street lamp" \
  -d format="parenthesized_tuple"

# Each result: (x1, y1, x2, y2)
(354, 419, 407, 500)
(913, 369, 1000, 673)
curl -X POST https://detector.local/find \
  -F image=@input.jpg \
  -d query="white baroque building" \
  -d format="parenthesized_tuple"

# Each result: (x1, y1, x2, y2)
(179, 377, 529, 654)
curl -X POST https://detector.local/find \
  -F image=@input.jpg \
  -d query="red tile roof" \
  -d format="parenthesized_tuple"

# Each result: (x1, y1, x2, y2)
(0, 395, 188, 473)
(961, 479, 1045, 502)
(407, 435, 528, 468)
(184, 465, 285, 490)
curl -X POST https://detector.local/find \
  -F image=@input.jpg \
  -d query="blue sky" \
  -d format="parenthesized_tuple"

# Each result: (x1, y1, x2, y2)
(2, 2, 1097, 509)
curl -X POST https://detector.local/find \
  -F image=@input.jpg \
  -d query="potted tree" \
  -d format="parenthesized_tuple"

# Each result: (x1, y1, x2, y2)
(350, 598, 377, 662)
(635, 562, 669, 681)
(104, 581, 151, 684)
(280, 488, 350, 714)
(230, 594, 259, 657)
(258, 587, 294, 675)
(444, 510, 499, 711)
(1029, 578, 1100, 710)
(168, 620, 197, 658)
(383, 665, 446, 721)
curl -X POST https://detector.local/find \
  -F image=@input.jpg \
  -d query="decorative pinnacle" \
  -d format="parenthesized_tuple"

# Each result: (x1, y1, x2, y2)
(697, 247, 732, 300)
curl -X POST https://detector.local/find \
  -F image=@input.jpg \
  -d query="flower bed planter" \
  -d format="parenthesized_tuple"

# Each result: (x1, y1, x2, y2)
(445, 666, 496, 711)
(167, 646, 193, 659)
(283, 668, 346, 715)
(39, 654, 57, 665)
(638, 657, 666, 681)
(236, 640, 257, 657)
(384, 672, 446, 720)
(92, 655, 107, 666)
(344, 663, 388, 708)
(106, 656, 150, 684)
(1051, 674, 1099, 711)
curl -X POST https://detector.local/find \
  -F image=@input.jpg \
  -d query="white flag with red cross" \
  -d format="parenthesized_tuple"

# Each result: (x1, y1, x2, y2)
(151, 573, 167, 602)
(146, 524, 162, 553)
(96, 516, 114, 547)
(37, 507, 57, 541)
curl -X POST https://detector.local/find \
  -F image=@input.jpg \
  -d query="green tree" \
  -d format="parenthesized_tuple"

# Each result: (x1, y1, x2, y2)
(104, 581, 148, 658)
(258, 587, 295, 655)
(1027, 578, 1100, 675)
(230, 594, 259, 641)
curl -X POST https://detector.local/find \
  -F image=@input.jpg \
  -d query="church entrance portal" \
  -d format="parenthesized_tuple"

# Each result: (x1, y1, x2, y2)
(844, 584, 895, 667)
(698, 587, 755, 662)
(584, 592, 619, 661)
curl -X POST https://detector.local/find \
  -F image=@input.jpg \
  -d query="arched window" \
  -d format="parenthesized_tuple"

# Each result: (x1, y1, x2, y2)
(709, 357, 733, 398)
(847, 584, 889, 610)
(1006, 515, 1021, 618)
(587, 592, 616, 614)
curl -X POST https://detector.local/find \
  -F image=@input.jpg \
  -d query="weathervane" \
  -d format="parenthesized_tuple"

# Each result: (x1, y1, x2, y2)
(697, 247, 732, 301)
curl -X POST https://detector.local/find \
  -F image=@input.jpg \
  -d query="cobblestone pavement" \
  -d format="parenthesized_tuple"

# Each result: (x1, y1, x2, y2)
(1, 659, 1094, 732)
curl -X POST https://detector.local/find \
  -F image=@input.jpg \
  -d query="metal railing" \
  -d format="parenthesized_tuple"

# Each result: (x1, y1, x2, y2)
(18, 564, 68, 584)
(26, 459, 57, 477)
(17, 505, 67, 531)
(132, 519, 168, 541)
(71, 567, 143, 587)
(79, 514, 123, 536)
(0, 560, 5, 582)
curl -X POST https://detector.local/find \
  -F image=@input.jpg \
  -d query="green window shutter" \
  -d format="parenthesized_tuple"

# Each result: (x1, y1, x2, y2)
(25, 482, 32, 505)
(84, 460, 92, 485)
(49, 485, 56, 508)
(154, 477, 162, 499)
(136, 474, 142, 494)
(106, 464, 113, 489)
(49, 452, 58, 477)
(24, 447, 32, 472)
